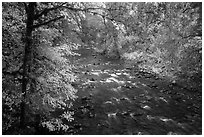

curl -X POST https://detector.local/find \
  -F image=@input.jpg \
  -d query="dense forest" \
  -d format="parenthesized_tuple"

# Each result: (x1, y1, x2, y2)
(2, 2, 202, 135)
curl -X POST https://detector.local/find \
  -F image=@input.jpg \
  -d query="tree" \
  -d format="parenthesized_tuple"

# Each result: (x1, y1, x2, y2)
(2, 2, 88, 133)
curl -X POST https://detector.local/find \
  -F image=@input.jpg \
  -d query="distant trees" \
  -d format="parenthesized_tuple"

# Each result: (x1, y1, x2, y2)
(103, 2, 202, 77)
(72, 2, 202, 89)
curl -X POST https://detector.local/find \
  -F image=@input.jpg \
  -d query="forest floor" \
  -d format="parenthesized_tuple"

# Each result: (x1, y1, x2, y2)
(66, 47, 201, 135)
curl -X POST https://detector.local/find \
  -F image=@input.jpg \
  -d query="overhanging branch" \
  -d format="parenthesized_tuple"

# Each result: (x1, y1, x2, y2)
(32, 16, 64, 28)
(34, 2, 67, 20)
(32, 3, 122, 30)
(34, 3, 102, 20)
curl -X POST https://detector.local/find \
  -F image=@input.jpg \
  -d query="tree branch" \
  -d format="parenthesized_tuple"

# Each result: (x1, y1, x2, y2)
(32, 4, 121, 30)
(62, 5, 104, 12)
(32, 16, 64, 28)
(3, 70, 23, 76)
(23, 2, 28, 13)
(34, 2, 67, 20)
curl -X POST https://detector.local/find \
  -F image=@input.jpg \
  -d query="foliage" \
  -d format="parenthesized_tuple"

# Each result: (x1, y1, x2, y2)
(41, 111, 74, 132)
(112, 2, 201, 82)
(2, 2, 82, 134)
(2, 2, 202, 134)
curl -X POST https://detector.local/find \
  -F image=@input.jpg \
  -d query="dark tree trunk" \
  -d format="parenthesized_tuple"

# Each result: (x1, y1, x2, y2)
(20, 2, 35, 128)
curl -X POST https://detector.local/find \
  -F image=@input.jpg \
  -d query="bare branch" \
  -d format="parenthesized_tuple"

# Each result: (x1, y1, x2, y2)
(63, 5, 104, 12)
(32, 16, 64, 28)
(23, 2, 28, 13)
(34, 2, 67, 20)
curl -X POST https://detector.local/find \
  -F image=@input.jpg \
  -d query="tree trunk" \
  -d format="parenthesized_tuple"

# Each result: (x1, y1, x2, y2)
(20, 2, 35, 128)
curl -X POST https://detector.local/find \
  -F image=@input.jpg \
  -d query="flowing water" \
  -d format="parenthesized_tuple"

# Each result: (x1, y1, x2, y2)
(66, 48, 201, 135)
